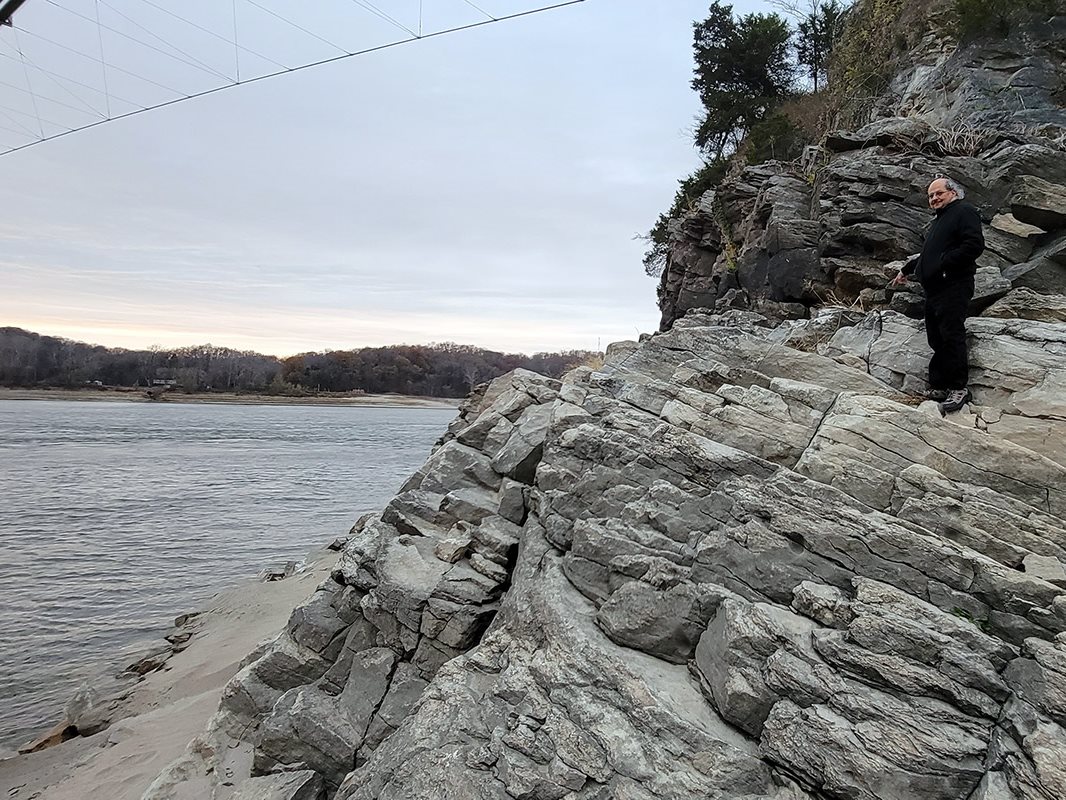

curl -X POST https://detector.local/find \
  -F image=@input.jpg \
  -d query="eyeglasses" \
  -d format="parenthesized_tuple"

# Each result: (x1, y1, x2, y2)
(928, 190, 955, 199)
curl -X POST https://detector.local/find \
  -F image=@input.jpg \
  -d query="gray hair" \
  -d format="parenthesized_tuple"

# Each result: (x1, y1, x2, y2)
(934, 175, 966, 199)
(944, 177, 966, 199)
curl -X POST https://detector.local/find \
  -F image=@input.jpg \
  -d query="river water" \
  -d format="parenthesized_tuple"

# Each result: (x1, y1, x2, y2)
(0, 399, 455, 756)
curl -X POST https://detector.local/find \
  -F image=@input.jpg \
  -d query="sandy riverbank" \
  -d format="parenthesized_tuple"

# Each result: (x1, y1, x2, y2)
(0, 387, 460, 408)
(0, 550, 339, 800)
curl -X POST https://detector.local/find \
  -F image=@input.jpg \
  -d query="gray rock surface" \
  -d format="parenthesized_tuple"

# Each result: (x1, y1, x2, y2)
(983, 288, 1066, 322)
(144, 7, 1066, 798)
(1002, 257, 1066, 296)
(229, 770, 324, 800)
(1011, 175, 1066, 232)
(145, 306, 1066, 800)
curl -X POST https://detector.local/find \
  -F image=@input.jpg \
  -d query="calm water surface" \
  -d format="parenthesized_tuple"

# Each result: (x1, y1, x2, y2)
(0, 399, 454, 755)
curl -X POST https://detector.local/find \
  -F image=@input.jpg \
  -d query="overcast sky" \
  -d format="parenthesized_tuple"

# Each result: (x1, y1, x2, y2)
(0, 0, 769, 356)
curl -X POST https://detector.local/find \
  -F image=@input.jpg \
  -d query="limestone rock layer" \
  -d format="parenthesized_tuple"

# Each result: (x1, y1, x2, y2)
(145, 306, 1066, 800)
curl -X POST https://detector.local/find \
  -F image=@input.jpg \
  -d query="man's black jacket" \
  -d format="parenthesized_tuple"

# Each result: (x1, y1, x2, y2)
(901, 199, 985, 294)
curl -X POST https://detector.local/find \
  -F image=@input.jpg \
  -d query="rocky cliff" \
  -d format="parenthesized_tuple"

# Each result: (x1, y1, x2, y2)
(143, 4, 1066, 800)
(656, 4, 1066, 330)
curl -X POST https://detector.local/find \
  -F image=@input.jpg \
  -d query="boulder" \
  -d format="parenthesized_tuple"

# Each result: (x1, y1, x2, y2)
(64, 671, 139, 735)
(970, 265, 1011, 314)
(983, 288, 1066, 322)
(889, 286, 926, 318)
(229, 771, 325, 800)
(1002, 257, 1066, 295)
(1011, 176, 1066, 231)
(1042, 231, 1066, 266)
(992, 212, 1045, 239)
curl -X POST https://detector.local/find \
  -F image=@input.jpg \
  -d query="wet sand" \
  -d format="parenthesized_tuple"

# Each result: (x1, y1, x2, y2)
(0, 551, 339, 800)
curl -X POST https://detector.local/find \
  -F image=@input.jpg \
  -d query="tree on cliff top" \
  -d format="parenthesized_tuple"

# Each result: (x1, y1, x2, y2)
(692, 3, 794, 162)
(776, 0, 848, 92)
(641, 3, 794, 275)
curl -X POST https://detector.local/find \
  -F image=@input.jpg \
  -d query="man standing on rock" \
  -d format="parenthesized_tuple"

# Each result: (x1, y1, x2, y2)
(891, 176, 985, 414)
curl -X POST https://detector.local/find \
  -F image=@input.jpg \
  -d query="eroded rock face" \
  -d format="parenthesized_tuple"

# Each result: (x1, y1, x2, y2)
(656, 122, 1066, 331)
(655, 10, 1066, 332)
(146, 309, 1066, 800)
(886, 13, 1066, 139)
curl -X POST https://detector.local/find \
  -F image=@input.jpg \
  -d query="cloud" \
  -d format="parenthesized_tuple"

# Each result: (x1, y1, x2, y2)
(0, 0, 720, 355)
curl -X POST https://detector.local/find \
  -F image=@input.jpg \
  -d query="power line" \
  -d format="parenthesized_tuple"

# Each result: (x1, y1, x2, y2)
(0, 46, 142, 111)
(0, 0, 588, 157)
(0, 35, 104, 117)
(244, 0, 348, 56)
(13, 25, 185, 96)
(230, 0, 239, 81)
(461, 0, 496, 21)
(10, 24, 42, 136)
(46, 0, 235, 84)
(100, 0, 231, 82)
(0, 118, 32, 136)
(0, 72, 102, 117)
(93, 0, 110, 117)
(0, 101, 38, 136)
(135, 0, 288, 71)
(0, 46, 134, 104)
(348, 0, 417, 39)
(0, 95, 71, 131)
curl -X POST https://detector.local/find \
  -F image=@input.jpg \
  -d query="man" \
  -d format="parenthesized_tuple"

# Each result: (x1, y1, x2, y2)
(892, 176, 985, 414)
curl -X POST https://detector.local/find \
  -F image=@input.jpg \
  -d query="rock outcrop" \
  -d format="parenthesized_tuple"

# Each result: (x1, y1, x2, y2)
(655, 4, 1066, 331)
(143, 4, 1066, 800)
(144, 304, 1066, 799)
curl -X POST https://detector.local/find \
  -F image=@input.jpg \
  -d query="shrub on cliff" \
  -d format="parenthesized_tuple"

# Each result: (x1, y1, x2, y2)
(642, 158, 728, 276)
(744, 112, 808, 164)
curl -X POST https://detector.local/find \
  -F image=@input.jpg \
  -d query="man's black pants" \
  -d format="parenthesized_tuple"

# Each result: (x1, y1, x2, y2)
(924, 278, 974, 391)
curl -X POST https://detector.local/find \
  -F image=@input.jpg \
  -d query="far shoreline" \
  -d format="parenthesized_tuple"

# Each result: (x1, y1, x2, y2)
(0, 387, 461, 409)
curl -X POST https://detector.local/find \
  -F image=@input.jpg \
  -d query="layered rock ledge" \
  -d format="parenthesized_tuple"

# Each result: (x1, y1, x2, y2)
(146, 300, 1066, 800)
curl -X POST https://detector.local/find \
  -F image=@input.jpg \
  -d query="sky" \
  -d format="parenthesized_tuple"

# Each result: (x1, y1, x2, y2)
(0, 0, 769, 356)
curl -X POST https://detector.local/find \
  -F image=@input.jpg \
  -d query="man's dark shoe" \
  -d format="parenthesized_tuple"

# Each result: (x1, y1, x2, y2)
(939, 388, 972, 415)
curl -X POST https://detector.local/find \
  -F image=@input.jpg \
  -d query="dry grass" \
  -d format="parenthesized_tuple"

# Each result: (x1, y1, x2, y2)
(931, 123, 998, 156)
(569, 353, 605, 371)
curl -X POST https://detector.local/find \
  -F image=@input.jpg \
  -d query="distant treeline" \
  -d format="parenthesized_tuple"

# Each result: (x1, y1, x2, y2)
(0, 327, 600, 398)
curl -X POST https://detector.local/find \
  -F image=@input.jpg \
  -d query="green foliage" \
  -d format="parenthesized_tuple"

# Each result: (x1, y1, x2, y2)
(745, 112, 807, 164)
(950, 0, 1060, 40)
(642, 158, 727, 276)
(692, 3, 794, 160)
(794, 0, 848, 92)
(642, 1, 855, 272)
(709, 193, 739, 270)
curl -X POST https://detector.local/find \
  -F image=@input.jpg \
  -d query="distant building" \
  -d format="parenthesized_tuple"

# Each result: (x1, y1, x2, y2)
(151, 379, 178, 386)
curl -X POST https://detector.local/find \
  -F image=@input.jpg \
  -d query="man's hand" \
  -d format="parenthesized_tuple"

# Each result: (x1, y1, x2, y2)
(890, 271, 908, 287)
